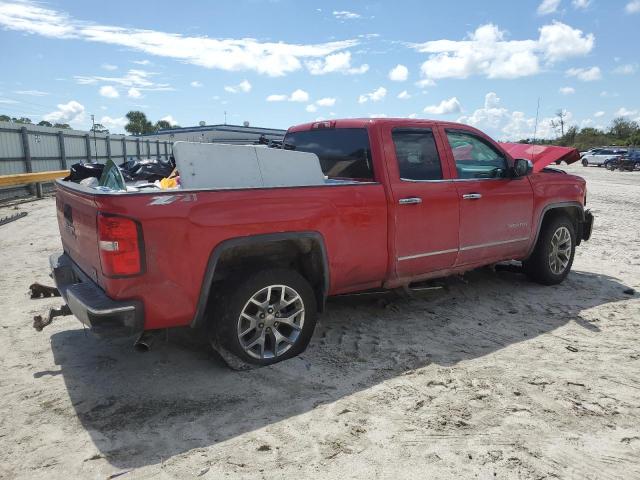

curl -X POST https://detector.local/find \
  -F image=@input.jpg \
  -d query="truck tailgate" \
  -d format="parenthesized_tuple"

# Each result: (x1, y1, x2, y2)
(55, 183, 102, 285)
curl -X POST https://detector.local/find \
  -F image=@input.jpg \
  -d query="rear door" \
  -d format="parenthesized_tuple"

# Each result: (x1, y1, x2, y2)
(440, 128, 533, 266)
(383, 124, 460, 279)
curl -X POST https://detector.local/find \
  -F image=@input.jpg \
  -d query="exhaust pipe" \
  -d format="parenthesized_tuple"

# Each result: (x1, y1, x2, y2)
(134, 330, 155, 352)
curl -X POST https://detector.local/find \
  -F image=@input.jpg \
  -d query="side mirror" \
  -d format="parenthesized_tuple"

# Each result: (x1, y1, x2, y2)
(512, 158, 533, 177)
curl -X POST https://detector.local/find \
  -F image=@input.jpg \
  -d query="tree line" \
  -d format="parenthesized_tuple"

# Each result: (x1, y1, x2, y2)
(518, 113, 640, 151)
(0, 110, 179, 136)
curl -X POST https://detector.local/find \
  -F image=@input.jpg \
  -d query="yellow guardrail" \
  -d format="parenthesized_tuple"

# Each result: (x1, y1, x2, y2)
(0, 170, 69, 188)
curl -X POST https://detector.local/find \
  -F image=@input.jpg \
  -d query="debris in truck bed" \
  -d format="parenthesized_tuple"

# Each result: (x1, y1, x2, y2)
(0, 211, 27, 226)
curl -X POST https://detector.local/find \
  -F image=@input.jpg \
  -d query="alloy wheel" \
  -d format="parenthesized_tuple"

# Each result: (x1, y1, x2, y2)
(548, 226, 572, 275)
(237, 285, 305, 360)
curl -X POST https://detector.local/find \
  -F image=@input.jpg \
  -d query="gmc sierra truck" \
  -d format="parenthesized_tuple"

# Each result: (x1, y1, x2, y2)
(50, 118, 593, 367)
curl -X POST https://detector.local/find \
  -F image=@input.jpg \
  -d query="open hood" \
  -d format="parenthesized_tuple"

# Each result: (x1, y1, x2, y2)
(499, 143, 581, 172)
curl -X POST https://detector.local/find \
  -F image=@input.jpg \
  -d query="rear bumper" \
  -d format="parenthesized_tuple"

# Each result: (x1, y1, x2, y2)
(50, 253, 144, 337)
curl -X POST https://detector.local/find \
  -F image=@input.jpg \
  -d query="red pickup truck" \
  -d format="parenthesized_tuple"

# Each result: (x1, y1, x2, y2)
(51, 118, 593, 367)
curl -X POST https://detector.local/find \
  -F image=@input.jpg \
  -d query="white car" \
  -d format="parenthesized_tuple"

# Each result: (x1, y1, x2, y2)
(581, 148, 626, 167)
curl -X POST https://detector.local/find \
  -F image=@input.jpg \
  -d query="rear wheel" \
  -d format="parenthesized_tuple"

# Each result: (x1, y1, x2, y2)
(524, 215, 576, 285)
(209, 268, 317, 367)
(582, 158, 589, 167)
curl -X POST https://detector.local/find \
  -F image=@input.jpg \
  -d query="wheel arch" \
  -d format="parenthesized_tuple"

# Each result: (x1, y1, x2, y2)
(526, 202, 584, 259)
(190, 231, 329, 328)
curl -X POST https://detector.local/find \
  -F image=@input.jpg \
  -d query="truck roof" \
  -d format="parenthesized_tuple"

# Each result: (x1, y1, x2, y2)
(286, 117, 483, 134)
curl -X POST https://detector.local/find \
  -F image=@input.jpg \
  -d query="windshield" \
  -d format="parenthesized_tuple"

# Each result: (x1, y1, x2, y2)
(282, 128, 373, 180)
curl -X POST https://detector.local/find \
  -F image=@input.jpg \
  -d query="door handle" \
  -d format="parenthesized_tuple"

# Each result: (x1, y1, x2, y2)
(462, 193, 482, 200)
(399, 197, 422, 205)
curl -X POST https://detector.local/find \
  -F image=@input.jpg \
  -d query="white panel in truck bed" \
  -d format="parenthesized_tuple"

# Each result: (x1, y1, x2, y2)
(172, 141, 325, 189)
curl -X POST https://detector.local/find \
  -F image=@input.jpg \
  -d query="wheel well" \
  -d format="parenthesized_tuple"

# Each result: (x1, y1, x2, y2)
(539, 206, 583, 245)
(210, 237, 327, 312)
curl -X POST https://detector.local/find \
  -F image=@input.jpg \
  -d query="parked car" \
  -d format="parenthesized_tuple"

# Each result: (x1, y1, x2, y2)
(581, 148, 627, 167)
(50, 118, 593, 367)
(608, 149, 640, 171)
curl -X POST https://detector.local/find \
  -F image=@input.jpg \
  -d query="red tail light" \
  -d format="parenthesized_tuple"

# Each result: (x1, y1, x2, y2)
(97, 213, 144, 277)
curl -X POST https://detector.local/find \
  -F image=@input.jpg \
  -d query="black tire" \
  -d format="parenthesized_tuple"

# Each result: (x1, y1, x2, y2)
(582, 159, 588, 167)
(524, 215, 576, 285)
(209, 268, 317, 367)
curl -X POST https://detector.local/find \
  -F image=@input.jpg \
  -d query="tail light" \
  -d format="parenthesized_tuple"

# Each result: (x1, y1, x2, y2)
(97, 213, 144, 277)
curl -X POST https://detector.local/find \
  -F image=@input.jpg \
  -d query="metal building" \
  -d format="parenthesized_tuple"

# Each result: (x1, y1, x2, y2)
(140, 123, 286, 145)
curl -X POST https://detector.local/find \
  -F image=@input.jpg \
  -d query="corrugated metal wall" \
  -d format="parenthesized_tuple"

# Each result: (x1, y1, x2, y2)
(0, 121, 173, 201)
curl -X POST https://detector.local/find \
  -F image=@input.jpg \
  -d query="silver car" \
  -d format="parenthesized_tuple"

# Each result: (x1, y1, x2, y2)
(581, 148, 626, 167)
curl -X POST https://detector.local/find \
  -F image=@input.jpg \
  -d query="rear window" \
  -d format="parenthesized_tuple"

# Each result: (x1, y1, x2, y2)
(283, 128, 373, 180)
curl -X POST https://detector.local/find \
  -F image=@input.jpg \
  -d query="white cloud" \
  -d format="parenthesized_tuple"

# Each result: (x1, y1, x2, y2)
(305, 104, 318, 113)
(160, 115, 178, 126)
(613, 63, 638, 75)
(190, 80, 203, 87)
(616, 107, 638, 117)
(132, 59, 151, 65)
(358, 87, 387, 104)
(538, 0, 561, 15)
(0, 1, 360, 77)
(75, 69, 172, 91)
(458, 92, 565, 140)
(413, 21, 594, 81)
(127, 87, 142, 98)
(600, 90, 619, 97)
(289, 89, 309, 102)
(397, 90, 411, 100)
(265, 90, 311, 103)
(389, 64, 409, 81)
(333, 10, 361, 20)
(14, 89, 48, 96)
(306, 51, 369, 75)
(368, 113, 388, 118)
(423, 97, 462, 115)
(99, 85, 119, 98)
(224, 79, 252, 94)
(626, 0, 640, 13)
(559, 86, 575, 95)
(415, 79, 436, 88)
(101, 63, 117, 71)
(43, 100, 84, 125)
(99, 115, 126, 131)
(266, 94, 288, 102)
(316, 97, 336, 107)
(572, 0, 590, 8)
(566, 66, 601, 81)
(594, 111, 605, 118)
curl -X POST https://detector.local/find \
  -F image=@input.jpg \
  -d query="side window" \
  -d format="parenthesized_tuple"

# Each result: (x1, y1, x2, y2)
(445, 130, 508, 179)
(392, 129, 443, 180)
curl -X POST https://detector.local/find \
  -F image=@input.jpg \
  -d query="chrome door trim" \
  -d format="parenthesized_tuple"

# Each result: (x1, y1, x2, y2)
(459, 237, 529, 251)
(398, 248, 458, 261)
(462, 193, 482, 200)
(397, 237, 529, 261)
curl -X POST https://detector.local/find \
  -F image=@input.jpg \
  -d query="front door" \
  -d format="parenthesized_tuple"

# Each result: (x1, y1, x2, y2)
(384, 126, 460, 279)
(441, 128, 534, 265)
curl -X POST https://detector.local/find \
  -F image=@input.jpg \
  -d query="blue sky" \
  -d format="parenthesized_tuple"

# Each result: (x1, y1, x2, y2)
(0, 0, 638, 139)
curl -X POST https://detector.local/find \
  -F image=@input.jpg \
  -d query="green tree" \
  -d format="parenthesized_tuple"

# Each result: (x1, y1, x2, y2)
(125, 111, 154, 135)
(37, 120, 53, 127)
(90, 123, 109, 134)
(154, 120, 172, 131)
(13, 117, 32, 124)
(54, 123, 71, 129)
(0, 114, 10, 122)
(609, 117, 639, 140)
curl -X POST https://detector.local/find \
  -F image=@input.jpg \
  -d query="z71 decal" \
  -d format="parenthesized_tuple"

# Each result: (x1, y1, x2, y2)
(148, 193, 197, 206)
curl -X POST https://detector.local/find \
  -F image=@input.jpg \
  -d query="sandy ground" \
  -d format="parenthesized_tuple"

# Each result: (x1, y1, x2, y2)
(0, 163, 639, 480)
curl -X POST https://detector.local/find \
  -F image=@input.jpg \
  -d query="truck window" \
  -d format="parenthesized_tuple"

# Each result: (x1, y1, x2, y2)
(282, 128, 373, 180)
(445, 130, 507, 179)
(392, 129, 443, 180)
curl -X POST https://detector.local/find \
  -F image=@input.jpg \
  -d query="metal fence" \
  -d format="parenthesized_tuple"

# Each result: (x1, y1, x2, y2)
(0, 121, 173, 201)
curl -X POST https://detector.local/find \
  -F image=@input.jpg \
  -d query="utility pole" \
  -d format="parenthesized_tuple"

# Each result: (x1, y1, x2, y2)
(224, 111, 227, 125)
(90, 114, 98, 163)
